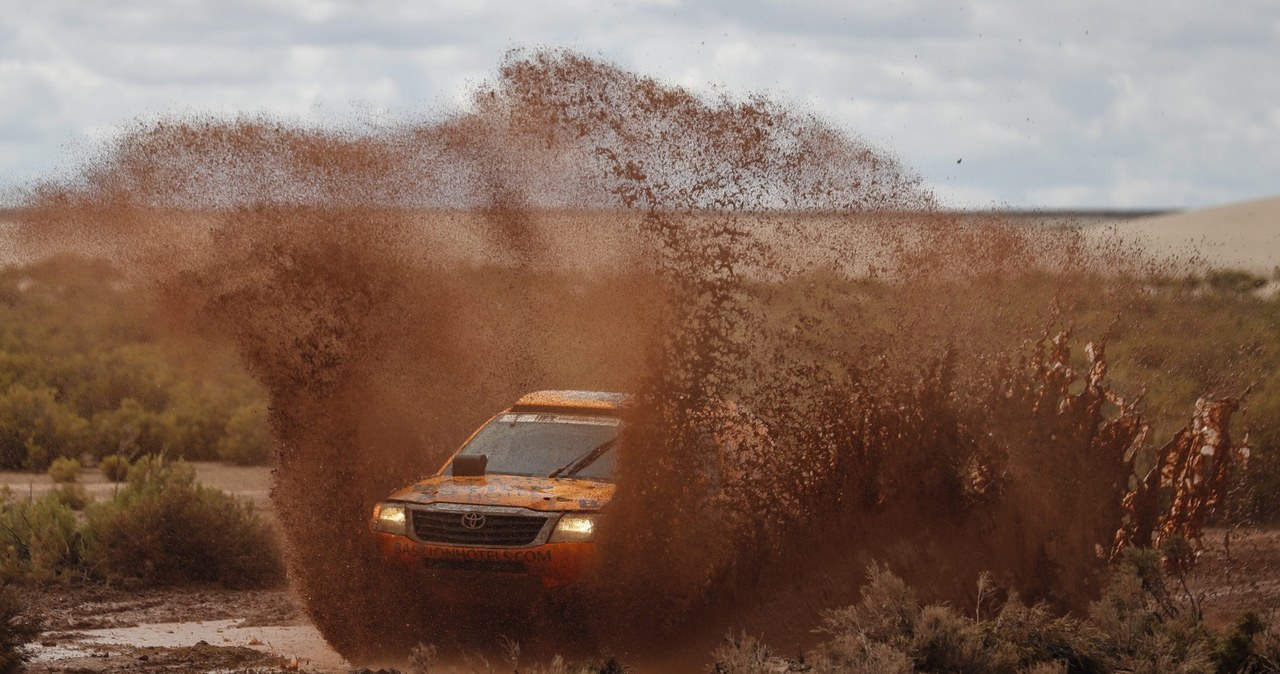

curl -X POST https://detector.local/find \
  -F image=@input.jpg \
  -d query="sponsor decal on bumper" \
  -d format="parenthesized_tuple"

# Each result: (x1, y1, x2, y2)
(376, 532, 592, 588)
(421, 546, 553, 564)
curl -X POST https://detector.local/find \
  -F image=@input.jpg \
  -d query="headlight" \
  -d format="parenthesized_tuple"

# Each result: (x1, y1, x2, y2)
(372, 502, 407, 536)
(549, 513, 599, 543)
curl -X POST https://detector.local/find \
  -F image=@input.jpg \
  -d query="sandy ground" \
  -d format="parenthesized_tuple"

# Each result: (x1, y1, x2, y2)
(1091, 195, 1280, 274)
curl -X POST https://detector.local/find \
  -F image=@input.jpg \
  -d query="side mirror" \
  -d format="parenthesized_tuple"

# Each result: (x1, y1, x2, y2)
(452, 454, 488, 477)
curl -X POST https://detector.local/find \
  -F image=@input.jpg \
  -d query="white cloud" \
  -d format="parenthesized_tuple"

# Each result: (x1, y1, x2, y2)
(0, 0, 1277, 209)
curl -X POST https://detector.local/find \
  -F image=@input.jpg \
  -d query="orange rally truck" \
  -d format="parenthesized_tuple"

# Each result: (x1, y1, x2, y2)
(370, 390, 626, 588)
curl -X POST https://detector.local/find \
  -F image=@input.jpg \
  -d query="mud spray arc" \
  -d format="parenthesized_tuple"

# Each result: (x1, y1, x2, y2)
(13, 50, 1250, 663)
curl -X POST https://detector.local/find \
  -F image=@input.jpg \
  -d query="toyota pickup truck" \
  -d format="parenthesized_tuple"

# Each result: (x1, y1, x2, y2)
(371, 390, 627, 588)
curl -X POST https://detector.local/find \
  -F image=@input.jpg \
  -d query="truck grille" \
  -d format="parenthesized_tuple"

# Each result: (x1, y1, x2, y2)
(412, 510, 548, 547)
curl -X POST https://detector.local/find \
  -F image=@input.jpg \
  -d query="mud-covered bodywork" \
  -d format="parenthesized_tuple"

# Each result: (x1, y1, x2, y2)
(371, 390, 625, 588)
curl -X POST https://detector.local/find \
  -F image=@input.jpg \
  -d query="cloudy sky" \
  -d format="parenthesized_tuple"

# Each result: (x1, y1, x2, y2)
(2, 0, 1277, 209)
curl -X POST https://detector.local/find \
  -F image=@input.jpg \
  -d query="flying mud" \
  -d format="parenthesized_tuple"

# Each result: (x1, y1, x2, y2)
(10, 50, 1251, 664)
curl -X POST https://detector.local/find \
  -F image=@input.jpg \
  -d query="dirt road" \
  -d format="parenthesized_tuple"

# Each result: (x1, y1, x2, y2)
(0, 462, 272, 511)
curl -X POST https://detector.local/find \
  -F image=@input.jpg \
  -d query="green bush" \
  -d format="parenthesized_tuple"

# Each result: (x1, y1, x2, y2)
(1234, 433, 1280, 524)
(46, 457, 80, 484)
(90, 398, 175, 461)
(0, 583, 42, 674)
(0, 384, 88, 470)
(0, 494, 82, 583)
(217, 402, 272, 465)
(0, 258, 269, 470)
(83, 456, 284, 588)
(99, 454, 130, 482)
(52, 484, 89, 511)
(1204, 608, 1280, 674)
(1205, 269, 1267, 293)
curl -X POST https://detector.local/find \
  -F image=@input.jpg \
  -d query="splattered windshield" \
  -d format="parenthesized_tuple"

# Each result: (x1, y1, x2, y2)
(450, 413, 622, 481)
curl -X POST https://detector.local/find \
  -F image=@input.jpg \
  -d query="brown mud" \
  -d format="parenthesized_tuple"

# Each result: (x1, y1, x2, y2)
(22, 584, 332, 674)
(10, 50, 1258, 665)
(22, 585, 302, 633)
(18, 526, 1278, 673)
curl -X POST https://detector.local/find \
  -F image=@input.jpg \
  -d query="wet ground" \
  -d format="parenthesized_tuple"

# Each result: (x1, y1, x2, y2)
(1187, 527, 1280, 629)
(7, 455, 1277, 672)
(15, 526, 1279, 673)
(21, 585, 346, 673)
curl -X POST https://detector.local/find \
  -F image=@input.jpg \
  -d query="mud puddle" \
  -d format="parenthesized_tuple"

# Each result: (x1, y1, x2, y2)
(32, 620, 346, 673)
(23, 585, 344, 673)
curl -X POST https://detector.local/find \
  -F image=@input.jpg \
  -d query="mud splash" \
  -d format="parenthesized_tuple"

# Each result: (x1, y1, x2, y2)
(11, 50, 1248, 663)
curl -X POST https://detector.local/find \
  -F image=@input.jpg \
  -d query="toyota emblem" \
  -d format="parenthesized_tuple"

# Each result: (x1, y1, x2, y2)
(461, 512, 486, 529)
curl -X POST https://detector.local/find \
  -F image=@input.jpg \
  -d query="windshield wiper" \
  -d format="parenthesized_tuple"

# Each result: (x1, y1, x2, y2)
(548, 438, 618, 479)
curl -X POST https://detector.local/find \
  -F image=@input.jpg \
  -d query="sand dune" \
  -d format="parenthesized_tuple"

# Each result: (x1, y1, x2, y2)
(1097, 196, 1280, 274)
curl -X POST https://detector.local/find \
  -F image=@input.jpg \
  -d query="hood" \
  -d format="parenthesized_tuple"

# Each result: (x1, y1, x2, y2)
(390, 474, 615, 512)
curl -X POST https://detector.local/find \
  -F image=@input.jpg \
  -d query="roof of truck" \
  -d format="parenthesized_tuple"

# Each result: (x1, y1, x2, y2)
(510, 390, 631, 413)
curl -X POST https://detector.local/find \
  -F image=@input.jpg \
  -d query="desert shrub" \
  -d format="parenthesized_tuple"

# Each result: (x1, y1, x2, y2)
(0, 494, 82, 583)
(1234, 436, 1280, 525)
(51, 484, 89, 511)
(0, 384, 89, 470)
(90, 398, 176, 460)
(1087, 546, 1218, 674)
(47, 456, 79, 483)
(1262, 623, 1280, 668)
(711, 634, 801, 674)
(1211, 612, 1277, 674)
(820, 562, 919, 645)
(714, 558, 1272, 674)
(83, 456, 284, 588)
(163, 385, 238, 461)
(805, 565, 993, 673)
(1206, 269, 1267, 294)
(1021, 665, 1068, 674)
(528, 655, 631, 674)
(0, 583, 42, 674)
(1123, 621, 1214, 674)
(99, 454, 130, 482)
(217, 402, 272, 465)
(989, 597, 1105, 672)
(409, 643, 439, 674)
(407, 642, 626, 674)
(1088, 551, 1165, 652)
(0, 258, 270, 469)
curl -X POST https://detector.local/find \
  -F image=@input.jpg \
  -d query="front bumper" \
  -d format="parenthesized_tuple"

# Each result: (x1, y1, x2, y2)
(372, 502, 598, 588)
(373, 531, 595, 588)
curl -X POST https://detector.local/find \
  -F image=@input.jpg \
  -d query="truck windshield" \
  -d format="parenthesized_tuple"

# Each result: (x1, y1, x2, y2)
(450, 413, 621, 481)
